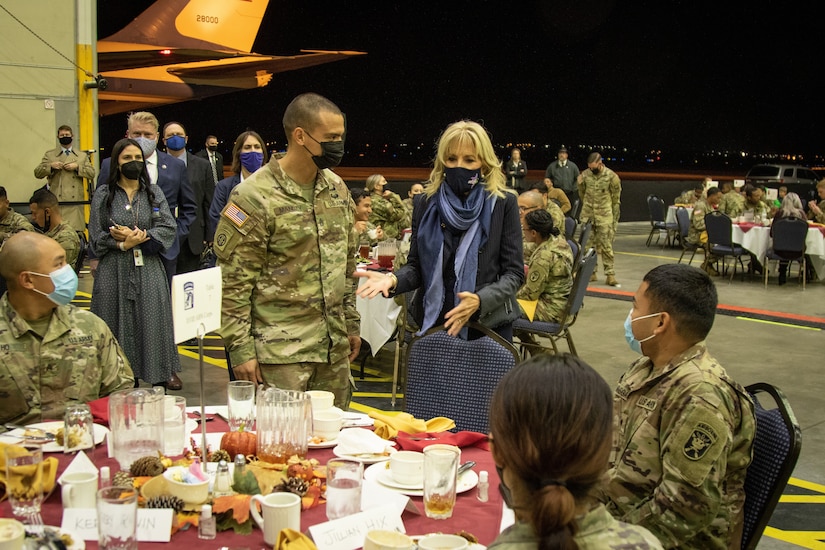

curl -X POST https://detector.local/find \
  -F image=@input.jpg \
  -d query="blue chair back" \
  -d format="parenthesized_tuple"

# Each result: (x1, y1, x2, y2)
(771, 217, 807, 256)
(578, 221, 592, 251)
(647, 195, 666, 223)
(564, 216, 577, 240)
(705, 211, 734, 247)
(566, 248, 597, 319)
(567, 239, 580, 266)
(675, 207, 691, 240)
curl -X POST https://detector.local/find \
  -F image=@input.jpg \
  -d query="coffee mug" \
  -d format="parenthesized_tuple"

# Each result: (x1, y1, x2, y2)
(250, 492, 301, 546)
(61, 471, 99, 508)
(313, 409, 343, 440)
(418, 534, 469, 550)
(307, 390, 335, 411)
(363, 530, 415, 550)
(389, 451, 424, 485)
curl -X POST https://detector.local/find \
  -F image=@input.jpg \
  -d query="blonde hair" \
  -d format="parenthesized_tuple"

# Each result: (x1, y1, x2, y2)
(426, 120, 507, 199)
(127, 111, 159, 132)
(365, 174, 384, 193)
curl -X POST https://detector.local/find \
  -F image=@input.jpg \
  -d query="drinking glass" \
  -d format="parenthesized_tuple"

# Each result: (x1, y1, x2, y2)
(423, 444, 460, 519)
(227, 380, 256, 431)
(256, 388, 311, 463)
(64, 403, 95, 453)
(325, 458, 363, 520)
(4, 445, 44, 521)
(163, 395, 187, 456)
(97, 487, 138, 550)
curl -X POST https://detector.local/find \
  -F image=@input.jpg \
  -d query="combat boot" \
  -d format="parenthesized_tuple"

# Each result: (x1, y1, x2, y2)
(606, 275, 619, 286)
(590, 271, 598, 282)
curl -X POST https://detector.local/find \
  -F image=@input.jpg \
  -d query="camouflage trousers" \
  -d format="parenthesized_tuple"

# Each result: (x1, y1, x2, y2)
(591, 223, 616, 276)
(260, 357, 354, 409)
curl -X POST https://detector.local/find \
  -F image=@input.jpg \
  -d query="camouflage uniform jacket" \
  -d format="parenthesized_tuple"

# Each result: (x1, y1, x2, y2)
(675, 190, 701, 205)
(0, 294, 134, 425)
(368, 191, 406, 239)
(401, 197, 414, 230)
(808, 199, 825, 224)
(718, 192, 745, 219)
(743, 199, 769, 220)
(687, 199, 715, 245)
(545, 201, 566, 233)
(0, 210, 35, 247)
(579, 166, 621, 228)
(517, 236, 573, 323)
(488, 504, 663, 550)
(214, 156, 359, 367)
(47, 222, 80, 268)
(602, 342, 755, 549)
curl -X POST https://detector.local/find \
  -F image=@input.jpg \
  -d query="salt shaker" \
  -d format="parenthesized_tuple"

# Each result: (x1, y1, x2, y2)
(213, 460, 233, 497)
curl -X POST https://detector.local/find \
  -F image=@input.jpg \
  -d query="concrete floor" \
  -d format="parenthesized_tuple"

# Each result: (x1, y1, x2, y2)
(74, 221, 824, 549)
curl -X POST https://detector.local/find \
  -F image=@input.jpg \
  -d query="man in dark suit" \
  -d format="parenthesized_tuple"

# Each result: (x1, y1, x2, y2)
(196, 135, 224, 187)
(162, 122, 215, 274)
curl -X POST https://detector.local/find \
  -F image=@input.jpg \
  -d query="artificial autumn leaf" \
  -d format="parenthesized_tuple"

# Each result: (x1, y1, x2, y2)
(233, 468, 262, 495)
(302, 485, 323, 510)
(215, 510, 253, 535)
(213, 493, 252, 524)
(132, 476, 152, 489)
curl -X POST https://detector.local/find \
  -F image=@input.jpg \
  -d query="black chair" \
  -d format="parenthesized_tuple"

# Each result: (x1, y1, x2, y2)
(567, 239, 580, 268)
(764, 217, 808, 289)
(514, 248, 597, 357)
(705, 211, 748, 281)
(563, 216, 577, 240)
(578, 220, 592, 253)
(675, 206, 703, 265)
(74, 231, 88, 274)
(741, 383, 802, 550)
(405, 321, 519, 434)
(569, 197, 581, 221)
(646, 195, 677, 247)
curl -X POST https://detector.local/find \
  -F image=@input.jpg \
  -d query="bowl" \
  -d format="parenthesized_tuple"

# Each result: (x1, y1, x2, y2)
(162, 466, 209, 505)
(307, 390, 335, 411)
(0, 518, 25, 550)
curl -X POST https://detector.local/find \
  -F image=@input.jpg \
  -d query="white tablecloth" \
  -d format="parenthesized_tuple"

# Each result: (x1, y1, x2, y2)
(666, 205, 693, 225)
(731, 224, 825, 280)
(356, 278, 402, 355)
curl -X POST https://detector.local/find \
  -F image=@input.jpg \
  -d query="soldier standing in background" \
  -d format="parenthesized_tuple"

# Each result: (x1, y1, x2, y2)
(213, 93, 360, 408)
(578, 152, 621, 286)
(33, 125, 95, 233)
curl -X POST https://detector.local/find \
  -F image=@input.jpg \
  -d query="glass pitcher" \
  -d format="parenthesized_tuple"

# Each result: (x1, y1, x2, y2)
(256, 387, 312, 464)
(108, 387, 165, 470)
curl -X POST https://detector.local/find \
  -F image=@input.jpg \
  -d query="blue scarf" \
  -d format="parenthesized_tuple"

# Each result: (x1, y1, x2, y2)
(416, 182, 496, 336)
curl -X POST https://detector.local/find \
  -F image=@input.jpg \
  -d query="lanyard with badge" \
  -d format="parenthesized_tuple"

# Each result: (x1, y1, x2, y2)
(125, 193, 145, 267)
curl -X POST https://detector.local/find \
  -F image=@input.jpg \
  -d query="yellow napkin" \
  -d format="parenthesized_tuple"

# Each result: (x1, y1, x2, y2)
(0, 441, 59, 502)
(517, 299, 538, 322)
(276, 528, 317, 550)
(368, 411, 455, 440)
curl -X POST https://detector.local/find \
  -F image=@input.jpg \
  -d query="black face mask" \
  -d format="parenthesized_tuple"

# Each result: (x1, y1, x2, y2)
(207, 145, 218, 152)
(303, 131, 344, 170)
(444, 167, 481, 195)
(120, 160, 144, 180)
(59, 136, 72, 146)
(591, 167, 601, 175)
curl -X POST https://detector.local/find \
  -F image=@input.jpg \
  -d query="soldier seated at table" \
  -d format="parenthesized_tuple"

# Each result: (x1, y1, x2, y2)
(686, 187, 722, 276)
(675, 179, 708, 205)
(0, 232, 133, 426)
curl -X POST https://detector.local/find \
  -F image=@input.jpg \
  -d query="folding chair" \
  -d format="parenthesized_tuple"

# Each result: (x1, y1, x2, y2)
(513, 248, 597, 358)
(578, 220, 592, 253)
(675, 206, 704, 265)
(741, 383, 802, 550)
(405, 321, 519, 434)
(74, 231, 88, 274)
(563, 216, 577, 240)
(705, 211, 748, 281)
(567, 239, 580, 268)
(646, 195, 677, 247)
(391, 291, 418, 406)
(764, 217, 807, 289)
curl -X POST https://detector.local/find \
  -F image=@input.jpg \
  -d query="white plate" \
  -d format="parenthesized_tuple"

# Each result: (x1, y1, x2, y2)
(25, 525, 85, 550)
(332, 444, 396, 464)
(308, 438, 339, 449)
(6, 421, 108, 453)
(371, 463, 423, 490)
(364, 463, 479, 496)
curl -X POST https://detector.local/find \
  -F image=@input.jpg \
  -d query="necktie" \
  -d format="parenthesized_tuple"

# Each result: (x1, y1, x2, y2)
(209, 153, 219, 184)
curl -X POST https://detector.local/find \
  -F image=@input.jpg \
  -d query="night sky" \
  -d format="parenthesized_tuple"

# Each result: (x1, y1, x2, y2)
(98, 1, 822, 164)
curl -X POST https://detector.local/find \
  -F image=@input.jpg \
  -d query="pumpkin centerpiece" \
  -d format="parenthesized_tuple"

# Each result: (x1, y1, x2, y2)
(220, 430, 257, 458)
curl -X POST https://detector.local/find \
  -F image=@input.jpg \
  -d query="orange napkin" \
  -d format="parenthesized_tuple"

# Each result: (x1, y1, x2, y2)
(0, 442, 58, 502)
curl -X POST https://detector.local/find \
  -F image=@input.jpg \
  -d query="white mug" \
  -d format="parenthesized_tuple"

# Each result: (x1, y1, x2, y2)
(250, 492, 301, 546)
(364, 530, 415, 550)
(389, 451, 424, 485)
(418, 534, 469, 550)
(313, 409, 343, 440)
(61, 472, 98, 509)
(307, 390, 335, 411)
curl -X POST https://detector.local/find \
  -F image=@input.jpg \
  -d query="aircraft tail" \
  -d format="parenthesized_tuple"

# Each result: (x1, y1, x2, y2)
(101, 0, 269, 53)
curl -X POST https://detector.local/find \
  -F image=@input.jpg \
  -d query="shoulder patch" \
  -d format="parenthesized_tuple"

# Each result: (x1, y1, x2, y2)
(222, 201, 249, 228)
(683, 421, 718, 461)
(528, 271, 542, 282)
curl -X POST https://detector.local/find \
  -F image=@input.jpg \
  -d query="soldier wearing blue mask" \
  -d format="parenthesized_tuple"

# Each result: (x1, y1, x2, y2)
(0, 232, 133, 425)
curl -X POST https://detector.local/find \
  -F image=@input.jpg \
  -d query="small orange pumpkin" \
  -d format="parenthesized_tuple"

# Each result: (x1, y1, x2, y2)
(220, 431, 257, 458)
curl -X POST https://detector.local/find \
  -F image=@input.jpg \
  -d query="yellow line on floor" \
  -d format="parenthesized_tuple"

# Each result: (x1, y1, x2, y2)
(763, 527, 825, 548)
(178, 346, 227, 351)
(735, 317, 821, 331)
(789, 477, 825, 493)
(349, 402, 403, 415)
(616, 251, 678, 261)
(779, 495, 825, 503)
(75, 291, 92, 298)
(353, 391, 398, 398)
(177, 348, 228, 369)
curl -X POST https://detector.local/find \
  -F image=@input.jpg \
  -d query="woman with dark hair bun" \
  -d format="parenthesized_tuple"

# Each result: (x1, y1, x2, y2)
(516, 209, 573, 323)
(488, 354, 662, 550)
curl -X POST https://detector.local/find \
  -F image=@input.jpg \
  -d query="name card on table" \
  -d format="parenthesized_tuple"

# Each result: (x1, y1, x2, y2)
(62, 508, 173, 542)
(309, 508, 405, 550)
(362, 478, 420, 516)
(171, 266, 222, 343)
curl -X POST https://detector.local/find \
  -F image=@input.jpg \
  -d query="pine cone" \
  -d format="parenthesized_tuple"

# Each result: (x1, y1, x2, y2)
(130, 456, 164, 477)
(146, 495, 185, 512)
(112, 470, 133, 488)
(208, 449, 231, 463)
(275, 476, 309, 496)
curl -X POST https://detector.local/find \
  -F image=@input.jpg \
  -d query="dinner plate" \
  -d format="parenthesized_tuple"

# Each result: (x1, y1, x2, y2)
(364, 462, 479, 496)
(25, 525, 85, 550)
(5, 421, 108, 453)
(332, 444, 396, 464)
(308, 438, 339, 449)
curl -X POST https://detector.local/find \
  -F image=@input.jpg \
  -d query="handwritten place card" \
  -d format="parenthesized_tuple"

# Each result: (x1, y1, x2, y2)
(309, 507, 405, 550)
(62, 508, 173, 542)
(361, 479, 420, 516)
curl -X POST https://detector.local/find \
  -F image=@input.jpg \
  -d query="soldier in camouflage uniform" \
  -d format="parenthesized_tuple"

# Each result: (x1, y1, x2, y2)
(601, 264, 755, 549)
(214, 93, 360, 408)
(352, 188, 384, 249)
(578, 153, 621, 286)
(806, 179, 825, 223)
(742, 184, 770, 220)
(674, 180, 707, 205)
(0, 232, 133, 425)
(366, 174, 406, 239)
(517, 190, 563, 261)
(686, 187, 722, 276)
(0, 186, 35, 247)
(718, 182, 745, 218)
(401, 182, 424, 230)
(29, 189, 80, 268)
(517, 210, 573, 323)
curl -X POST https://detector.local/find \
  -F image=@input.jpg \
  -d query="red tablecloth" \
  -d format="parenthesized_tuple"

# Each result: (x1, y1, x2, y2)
(2, 418, 503, 549)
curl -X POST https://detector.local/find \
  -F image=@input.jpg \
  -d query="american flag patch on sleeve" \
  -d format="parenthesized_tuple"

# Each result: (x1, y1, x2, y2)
(223, 201, 249, 228)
